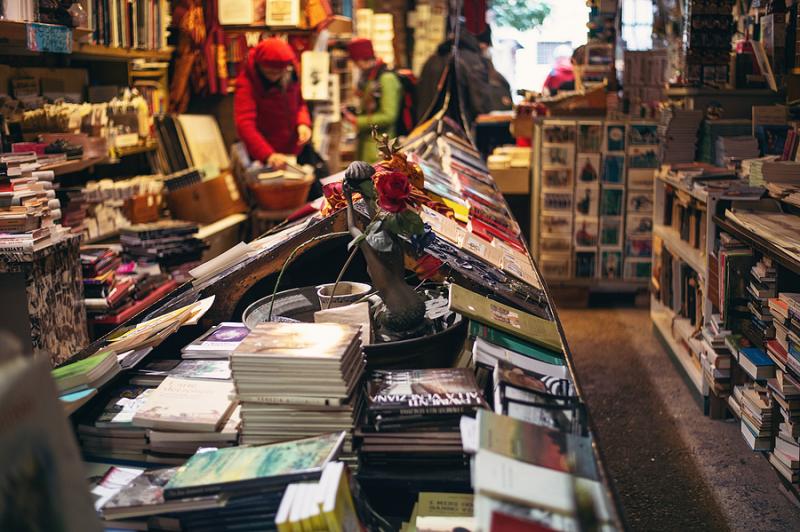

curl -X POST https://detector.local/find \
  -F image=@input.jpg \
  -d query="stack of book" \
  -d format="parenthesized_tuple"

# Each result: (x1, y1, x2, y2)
(274, 461, 362, 531)
(715, 136, 760, 167)
(699, 315, 733, 397)
(733, 384, 775, 451)
(658, 108, 704, 164)
(469, 410, 614, 529)
(356, 368, 485, 511)
(129, 358, 231, 386)
(231, 323, 365, 456)
(98, 433, 346, 530)
(181, 322, 252, 360)
(0, 164, 65, 253)
(746, 256, 777, 347)
(52, 351, 121, 402)
(121, 221, 206, 270)
(81, 247, 133, 316)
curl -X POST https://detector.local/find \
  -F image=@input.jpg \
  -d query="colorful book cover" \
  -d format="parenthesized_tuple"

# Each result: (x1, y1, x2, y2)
(367, 369, 486, 415)
(233, 322, 359, 360)
(132, 377, 235, 432)
(164, 432, 345, 499)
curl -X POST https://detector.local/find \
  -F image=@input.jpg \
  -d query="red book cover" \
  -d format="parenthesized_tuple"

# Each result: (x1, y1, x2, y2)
(490, 511, 557, 532)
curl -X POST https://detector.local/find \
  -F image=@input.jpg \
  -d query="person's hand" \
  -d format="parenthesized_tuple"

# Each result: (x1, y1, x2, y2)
(341, 109, 358, 126)
(267, 153, 288, 170)
(297, 124, 312, 145)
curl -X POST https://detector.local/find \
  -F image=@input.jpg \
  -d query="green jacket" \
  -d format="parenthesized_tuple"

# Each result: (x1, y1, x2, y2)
(355, 70, 402, 163)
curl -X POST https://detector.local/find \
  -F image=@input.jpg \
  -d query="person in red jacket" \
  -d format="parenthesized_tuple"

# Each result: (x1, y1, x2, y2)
(234, 38, 312, 170)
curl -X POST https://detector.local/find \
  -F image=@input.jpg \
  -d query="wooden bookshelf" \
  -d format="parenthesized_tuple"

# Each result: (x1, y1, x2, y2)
(0, 20, 92, 48)
(714, 214, 800, 276)
(653, 223, 707, 276)
(73, 44, 173, 61)
(40, 156, 108, 176)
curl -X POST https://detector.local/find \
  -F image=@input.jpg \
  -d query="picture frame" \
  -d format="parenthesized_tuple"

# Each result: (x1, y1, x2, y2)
(626, 214, 653, 236)
(543, 168, 573, 189)
(578, 123, 603, 153)
(543, 145, 575, 167)
(600, 217, 623, 246)
(600, 250, 623, 279)
(628, 124, 658, 146)
(602, 155, 625, 184)
(600, 187, 624, 216)
(626, 237, 653, 258)
(575, 251, 597, 278)
(574, 219, 599, 248)
(540, 253, 572, 280)
(606, 124, 626, 151)
(574, 186, 599, 217)
(541, 236, 573, 253)
(627, 168, 657, 189)
(541, 213, 573, 235)
(628, 146, 659, 169)
(627, 191, 654, 213)
(624, 258, 652, 280)
(543, 123, 577, 144)
(576, 154, 601, 184)
(543, 191, 573, 211)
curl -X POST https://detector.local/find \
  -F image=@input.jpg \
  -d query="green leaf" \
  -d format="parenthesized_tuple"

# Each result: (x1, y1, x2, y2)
(358, 180, 377, 200)
(491, 0, 551, 31)
(397, 209, 425, 236)
(382, 213, 402, 235)
(366, 230, 394, 252)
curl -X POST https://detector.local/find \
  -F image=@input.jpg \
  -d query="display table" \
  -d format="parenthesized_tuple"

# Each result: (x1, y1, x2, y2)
(0, 234, 88, 365)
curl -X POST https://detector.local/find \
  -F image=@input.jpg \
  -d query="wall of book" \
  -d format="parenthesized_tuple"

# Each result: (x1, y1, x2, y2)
(531, 118, 658, 285)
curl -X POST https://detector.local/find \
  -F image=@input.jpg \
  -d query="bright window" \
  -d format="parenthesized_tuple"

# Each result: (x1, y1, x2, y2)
(622, 0, 653, 51)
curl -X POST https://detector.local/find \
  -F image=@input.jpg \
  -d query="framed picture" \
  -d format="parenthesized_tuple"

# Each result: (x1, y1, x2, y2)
(574, 219, 599, 248)
(628, 146, 659, 169)
(606, 124, 626, 151)
(626, 215, 653, 236)
(575, 251, 597, 278)
(600, 187, 624, 216)
(629, 124, 659, 146)
(540, 253, 572, 280)
(541, 213, 573, 235)
(627, 191, 653, 213)
(543, 191, 573, 211)
(543, 168, 573, 189)
(600, 250, 623, 279)
(626, 237, 653, 258)
(627, 168, 656, 189)
(543, 145, 575, 167)
(602, 154, 625, 184)
(541, 236, 572, 253)
(574, 186, 599, 217)
(600, 217, 623, 246)
(624, 258, 652, 280)
(543, 123, 577, 144)
(576, 154, 601, 184)
(578, 123, 603, 153)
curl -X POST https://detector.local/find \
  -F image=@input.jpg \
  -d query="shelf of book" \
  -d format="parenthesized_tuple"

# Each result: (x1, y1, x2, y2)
(655, 172, 709, 203)
(40, 156, 109, 176)
(72, 44, 173, 61)
(714, 215, 800, 276)
(653, 223, 707, 276)
(0, 20, 92, 46)
(651, 296, 709, 411)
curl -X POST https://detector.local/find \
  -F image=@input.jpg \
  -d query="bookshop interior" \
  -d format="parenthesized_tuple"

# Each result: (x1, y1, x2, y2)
(8, 0, 800, 529)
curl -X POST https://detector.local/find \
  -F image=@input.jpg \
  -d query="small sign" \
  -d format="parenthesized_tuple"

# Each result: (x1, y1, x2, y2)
(26, 23, 73, 54)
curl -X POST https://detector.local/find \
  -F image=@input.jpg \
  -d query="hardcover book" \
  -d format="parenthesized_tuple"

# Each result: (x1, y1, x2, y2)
(164, 431, 345, 500)
(449, 284, 561, 352)
(367, 369, 487, 417)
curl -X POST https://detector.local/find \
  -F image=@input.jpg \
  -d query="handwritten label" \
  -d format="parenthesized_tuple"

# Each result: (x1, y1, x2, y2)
(26, 23, 73, 54)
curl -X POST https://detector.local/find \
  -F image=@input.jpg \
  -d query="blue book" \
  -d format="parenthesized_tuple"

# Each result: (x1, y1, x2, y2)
(739, 347, 776, 381)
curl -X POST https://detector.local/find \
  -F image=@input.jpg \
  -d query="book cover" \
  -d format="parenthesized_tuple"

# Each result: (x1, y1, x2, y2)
(494, 359, 574, 400)
(182, 322, 251, 355)
(132, 377, 235, 432)
(164, 431, 345, 500)
(367, 369, 486, 416)
(233, 322, 360, 361)
(470, 323, 565, 366)
(449, 284, 561, 352)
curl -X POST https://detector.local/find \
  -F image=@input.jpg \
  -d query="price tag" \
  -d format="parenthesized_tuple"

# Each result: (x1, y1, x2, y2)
(26, 23, 73, 54)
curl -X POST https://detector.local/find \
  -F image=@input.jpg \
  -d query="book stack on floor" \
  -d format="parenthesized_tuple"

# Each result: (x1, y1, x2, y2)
(274, 461, 363, 531)
(468, 410, 614, 529)
(97, 432, 346, 531)
(356, 368, 485, 513)
(231, 323, 365, 461)
(121, 220, 206, 273)
(732, 383, 775, 451)
(0, 164, 66, 253)
(746, 256, 777, 348)
(699, 315, 733, 397)
(658, 108, 704, 164)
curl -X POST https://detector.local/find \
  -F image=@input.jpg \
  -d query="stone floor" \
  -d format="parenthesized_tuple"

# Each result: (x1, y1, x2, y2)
(555, 304, 800, 531)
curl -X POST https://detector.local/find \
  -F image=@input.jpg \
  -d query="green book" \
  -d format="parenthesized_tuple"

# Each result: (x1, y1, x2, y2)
(449, 284, 562, 352)
(469, 322, 565, 366)
(163, 432, 345, 500)
(51, 351, 118, 394)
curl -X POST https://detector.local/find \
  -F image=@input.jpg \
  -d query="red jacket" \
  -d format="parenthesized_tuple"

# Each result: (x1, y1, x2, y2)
(543, 58, 575, 94)
(234, 49, 311, 162)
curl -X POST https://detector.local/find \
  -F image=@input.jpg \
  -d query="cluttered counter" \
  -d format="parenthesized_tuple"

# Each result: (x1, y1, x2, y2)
(48, 119, 624, 531)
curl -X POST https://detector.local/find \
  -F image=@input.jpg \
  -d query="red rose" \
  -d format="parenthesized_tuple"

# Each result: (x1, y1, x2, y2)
(375, 171, 410, 213)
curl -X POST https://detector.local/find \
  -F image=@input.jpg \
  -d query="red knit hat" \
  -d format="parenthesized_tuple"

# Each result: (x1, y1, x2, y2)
(253, 38, 297, 69)
(348, 38, 375, 61)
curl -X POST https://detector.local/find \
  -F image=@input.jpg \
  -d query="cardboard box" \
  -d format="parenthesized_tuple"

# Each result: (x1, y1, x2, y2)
(490, 167, 530, 195)
(167, 172, 246, 224)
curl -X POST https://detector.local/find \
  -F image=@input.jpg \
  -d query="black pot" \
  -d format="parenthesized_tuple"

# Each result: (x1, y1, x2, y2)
(242, 285, 467, 371)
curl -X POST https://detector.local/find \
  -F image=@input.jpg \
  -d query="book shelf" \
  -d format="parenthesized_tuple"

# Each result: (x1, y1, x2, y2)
(73, 43, 173, 61)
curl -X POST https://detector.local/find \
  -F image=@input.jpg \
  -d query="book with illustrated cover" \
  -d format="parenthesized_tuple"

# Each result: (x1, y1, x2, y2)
(449, 284, 561, 352)
(493, 359, 574, 405)
(101, 468, 226, 520)
(367, 369, 486, 417)
(94, 385, 154, 428)
(132, 377, 236, 432)
(233, 322, 360, 361)
(181, 322, 251, 359)
(51, 350, 120, 395)
(163, 431, 345, 500)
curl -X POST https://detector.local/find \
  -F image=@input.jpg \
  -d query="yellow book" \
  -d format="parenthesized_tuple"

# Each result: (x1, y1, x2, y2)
(320, 462, 361, 532)
(275, 484, 298, 532)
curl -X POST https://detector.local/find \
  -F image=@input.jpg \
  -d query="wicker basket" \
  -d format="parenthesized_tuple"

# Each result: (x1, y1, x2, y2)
(248, 174, 314, 210)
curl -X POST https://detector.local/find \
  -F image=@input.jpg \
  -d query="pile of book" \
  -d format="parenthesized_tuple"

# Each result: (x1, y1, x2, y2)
(274, 461, 362, 531)
(468, 409, 614, 529)
(746, 256, 777, 347)
(121, 220, 206, 271)
(699, 315, 733, 397)
(231, 323, 365, 458)
(356, 368, 484, 513)
(658, 108, 704, 164)
(731, 383, 775, 451)
(181, 322, 252, 360)
(748, 159, 800, 187)
(0, 162, 65, 253)
(97, 432, 346, 531)
(82, 246, 132, 316)
(52, 350, 122, 415)
(715, 136, 760, 167)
